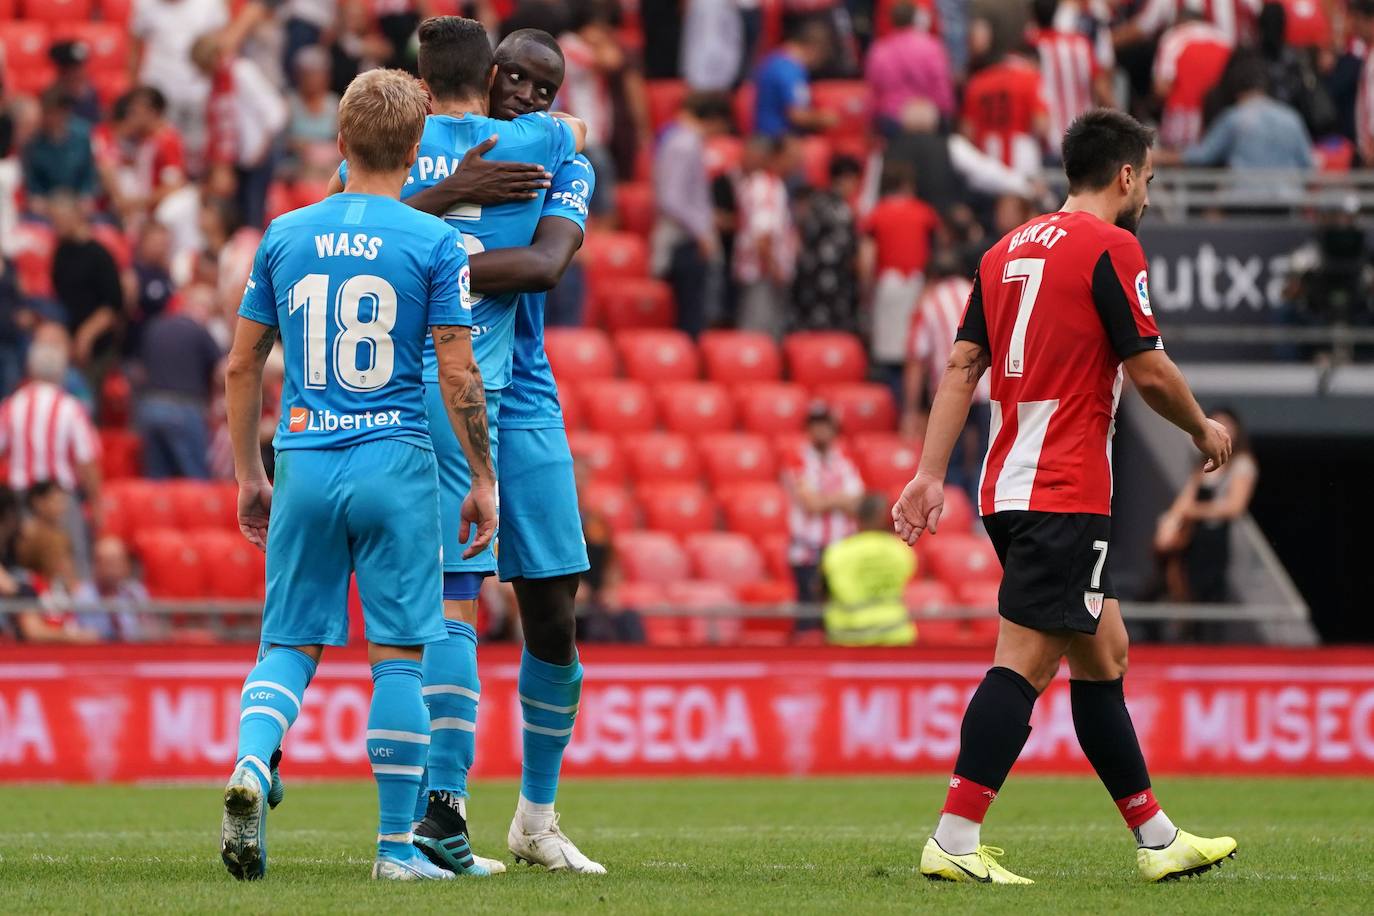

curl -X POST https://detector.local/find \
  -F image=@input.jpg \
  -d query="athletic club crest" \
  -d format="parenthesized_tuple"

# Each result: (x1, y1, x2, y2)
(1084, 591, 1105, 619)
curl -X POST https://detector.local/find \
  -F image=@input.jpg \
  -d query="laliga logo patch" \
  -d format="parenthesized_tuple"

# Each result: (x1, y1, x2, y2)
(288, 407, 308, 432)
(459, 262, 472, 310)
(1134, 270, 1153, 316)
(1084, 591, 1104, 619)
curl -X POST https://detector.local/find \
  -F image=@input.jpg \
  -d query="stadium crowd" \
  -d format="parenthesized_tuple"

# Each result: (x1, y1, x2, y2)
(0, 0, 1343, 643)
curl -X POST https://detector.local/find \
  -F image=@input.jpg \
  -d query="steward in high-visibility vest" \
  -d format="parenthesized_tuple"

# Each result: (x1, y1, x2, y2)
(820, 494, 917, 646)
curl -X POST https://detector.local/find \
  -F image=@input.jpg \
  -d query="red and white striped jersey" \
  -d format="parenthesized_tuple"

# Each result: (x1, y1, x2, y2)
(783, 442, 864, 564)
(906, 276, 991, 403)
(0, 381, 99, 492)
(1130, 0, 1260, 45)
(1357, 47, 1374, 157)
(1032, 28, 1101, 152)
(957, 211, 1163, 517)
(1153, 19, 1232, 149)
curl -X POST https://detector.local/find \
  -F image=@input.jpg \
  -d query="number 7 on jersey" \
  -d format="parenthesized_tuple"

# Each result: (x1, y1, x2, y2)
(1002, 258, 1045, 378)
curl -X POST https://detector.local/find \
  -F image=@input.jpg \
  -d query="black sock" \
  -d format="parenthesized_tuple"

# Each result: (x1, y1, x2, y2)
(1070, 677, 1152, 799)
(951, 666, 1039, 792)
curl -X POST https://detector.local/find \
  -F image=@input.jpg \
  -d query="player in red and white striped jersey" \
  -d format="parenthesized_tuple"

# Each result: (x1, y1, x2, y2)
(1352, 0, 1374, 164)
(895, 110, 1237, 885)
(1122, 0, 1260, 45)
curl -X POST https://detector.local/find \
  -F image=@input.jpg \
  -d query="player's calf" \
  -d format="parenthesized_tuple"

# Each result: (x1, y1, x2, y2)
(368, 657, 445, 879)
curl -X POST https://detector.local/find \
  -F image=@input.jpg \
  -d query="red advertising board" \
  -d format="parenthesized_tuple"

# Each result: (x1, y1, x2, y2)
(1, 645, 1372, 782)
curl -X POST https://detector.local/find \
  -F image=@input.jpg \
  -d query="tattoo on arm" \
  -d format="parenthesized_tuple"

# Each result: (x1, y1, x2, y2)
(949, 344, 990, 385)
(448, 364, 494, 479)
(252, 327, 278, 357)
(433, 325, 461, 346)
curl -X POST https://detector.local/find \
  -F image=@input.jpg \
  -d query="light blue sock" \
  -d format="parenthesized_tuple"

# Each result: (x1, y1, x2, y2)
(421, 619, 479, 796)
(412, 765, 429, 824)
(519, 649, 582, 806)
(235, 647, 316, 787)
(368, 659, 429, 860)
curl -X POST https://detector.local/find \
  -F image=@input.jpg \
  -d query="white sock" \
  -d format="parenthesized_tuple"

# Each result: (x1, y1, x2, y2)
(516, 794, 556, 831)
(1135, 810, 1177, 848)
(933, 813, 981, 856)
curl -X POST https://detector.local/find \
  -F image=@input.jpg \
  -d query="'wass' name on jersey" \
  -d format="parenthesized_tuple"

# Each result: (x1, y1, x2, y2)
(314, 232, 384, 260)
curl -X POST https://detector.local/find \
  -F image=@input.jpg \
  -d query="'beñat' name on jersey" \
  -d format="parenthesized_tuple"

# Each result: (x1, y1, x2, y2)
(1007, 220, 1069, 252)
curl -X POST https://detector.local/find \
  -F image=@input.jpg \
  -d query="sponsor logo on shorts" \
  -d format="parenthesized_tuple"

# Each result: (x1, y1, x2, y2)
(1084, 591, 1105, 619)
(286, 407, 403, 433)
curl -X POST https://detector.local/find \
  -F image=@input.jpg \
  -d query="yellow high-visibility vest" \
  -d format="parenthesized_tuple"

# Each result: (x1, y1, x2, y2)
(820, 530, 917, 646)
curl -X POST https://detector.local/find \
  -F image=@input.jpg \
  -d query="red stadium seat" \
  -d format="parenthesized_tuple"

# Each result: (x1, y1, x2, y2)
(50, 21, 125, 71)
(798, 135, 833, 188)
(923, 533, 1002, 587)
(579, 380, 657, 433)
(903, 579, 956, 615)
(581, 231, 649, 280)
(956, 580, 1001, 611)
(97, 428, 141, 481)
(90, 222, 132, 269)
(0, 22, 48, 73)
(545, 327, 617, 382)
(783, 331, 868, 386)
(615, 329, 699, 383)
(639, 482, 718, 536)
(735, 382, 809, 435)
(614, 580, 666, 611)
(98, 478, 157, 541)
(91, 68, 130, 108)
(811, 80, 871, 140)
(557, 383, 583, 430)
(616, 181, 655, 236)
(0, 0, 14, 19)
(96, 0, 131, 25)
(133, 529, 206, 599)
(22, 0, 92, 23)
(703, 134, 744, 178)
(826, 383, 897, 434)
(621, 432, 701, 484)
(196, 529, 265, 600)
(662, 580, 737, 609)
(644, 78, 688, 132)
(595, 278, 675, 331)
(684, 531, 765, 586)
(12, 221, 54, 298)
(697, 433, 777, 486)
(656, 381, 735, 435)
(938, 486, 975, 534)
(758, 534, 791, 580)
(718, 482, 789, 540)
(567, 430, 626, 482)
(169, 480, 238, 532)
(699, 330, 782, 384)
(580, 481, 639, 532)
(614, 530, 690, 585)
(852, 433, 920, 492)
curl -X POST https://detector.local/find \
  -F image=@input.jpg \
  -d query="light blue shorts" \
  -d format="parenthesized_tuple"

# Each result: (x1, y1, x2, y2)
(497, 426, 590, 582)
(425, 382, 501, 574)
(261, 439, 446, 647)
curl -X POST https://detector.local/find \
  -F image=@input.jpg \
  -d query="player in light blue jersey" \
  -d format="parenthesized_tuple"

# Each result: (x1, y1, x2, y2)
(446, 29, 604, 874)
(327, 17, 587, 877)
(219, 70, 496, 883)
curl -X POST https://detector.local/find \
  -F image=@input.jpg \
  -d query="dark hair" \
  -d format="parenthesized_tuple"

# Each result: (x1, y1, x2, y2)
(890, 1, 918, 29)
(879, 160, 916, 195)
(829, 155, 862, 182)
(1207, 406, 1251, 454)
(25, 480, 61, 509)
(418, 16, 495, 101)
(684, 90, 733, 123)
(785, 14, 830, 46)
(496, 27, 564, 66)
(117, 86, 167, 118)
(1228, 50, 1270, 96)
(1032, 0, 1059, 29)
(1061, 108, 1154, 193)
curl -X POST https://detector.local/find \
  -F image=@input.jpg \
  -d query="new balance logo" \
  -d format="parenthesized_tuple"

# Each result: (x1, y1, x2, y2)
(287, 407, 402, 433)
(949, 777, 960, 789)
(1125, 793, 1151, 810)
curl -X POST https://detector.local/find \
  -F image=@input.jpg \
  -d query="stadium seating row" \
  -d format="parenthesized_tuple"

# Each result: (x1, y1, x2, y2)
(0, 17, 130, 96)
(131, 526, 264, 600)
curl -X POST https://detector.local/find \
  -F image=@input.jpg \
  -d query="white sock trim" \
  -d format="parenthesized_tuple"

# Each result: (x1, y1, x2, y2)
(422, 685, 480, 702)
(378, 832, 413, 844)
(237, 754, 271, 787)
(431, 717, 476, 731)
(933, 813, 981, 857)
(240, 705, 290, 730)
(1136, 809, 1178, 848)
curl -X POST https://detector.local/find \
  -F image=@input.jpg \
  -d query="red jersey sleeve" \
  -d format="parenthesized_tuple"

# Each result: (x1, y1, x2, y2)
(1092, 235, 1162, 358)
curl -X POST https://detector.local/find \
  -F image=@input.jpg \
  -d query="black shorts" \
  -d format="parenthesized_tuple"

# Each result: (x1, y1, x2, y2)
(983, 511, 1115, 635)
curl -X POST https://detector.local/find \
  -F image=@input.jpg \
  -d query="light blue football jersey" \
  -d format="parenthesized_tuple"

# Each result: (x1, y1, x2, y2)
(500, 155, 596, 430)
(340, 111, 576, 391)
(238, 193, 471, 452)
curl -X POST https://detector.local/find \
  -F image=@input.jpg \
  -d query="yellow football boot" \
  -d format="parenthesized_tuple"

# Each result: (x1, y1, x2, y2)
(920, 838, 1034, 885)
(1137, 829, 1237, 882)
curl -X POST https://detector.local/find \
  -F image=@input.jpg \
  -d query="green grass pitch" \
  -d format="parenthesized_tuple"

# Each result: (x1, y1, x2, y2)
(1, 776, 1369, 914)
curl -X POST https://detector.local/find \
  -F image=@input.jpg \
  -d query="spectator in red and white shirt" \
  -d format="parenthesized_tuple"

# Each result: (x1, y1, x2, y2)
(733, 137, 798, 338)
(93, 87, 188, 231)
(782, 401, 865, 605)
(961, 46, 1050, 177)
(1154, 9, 1233, 149)
(1120, 0, 1261, 47)
(1030, 0, 1115, 154)
(901, 249, 991, 496)
(1352, 0, 1374, 163)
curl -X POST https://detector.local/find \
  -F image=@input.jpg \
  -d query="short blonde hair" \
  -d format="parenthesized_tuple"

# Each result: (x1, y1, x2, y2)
(338, 68, 430, 173)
